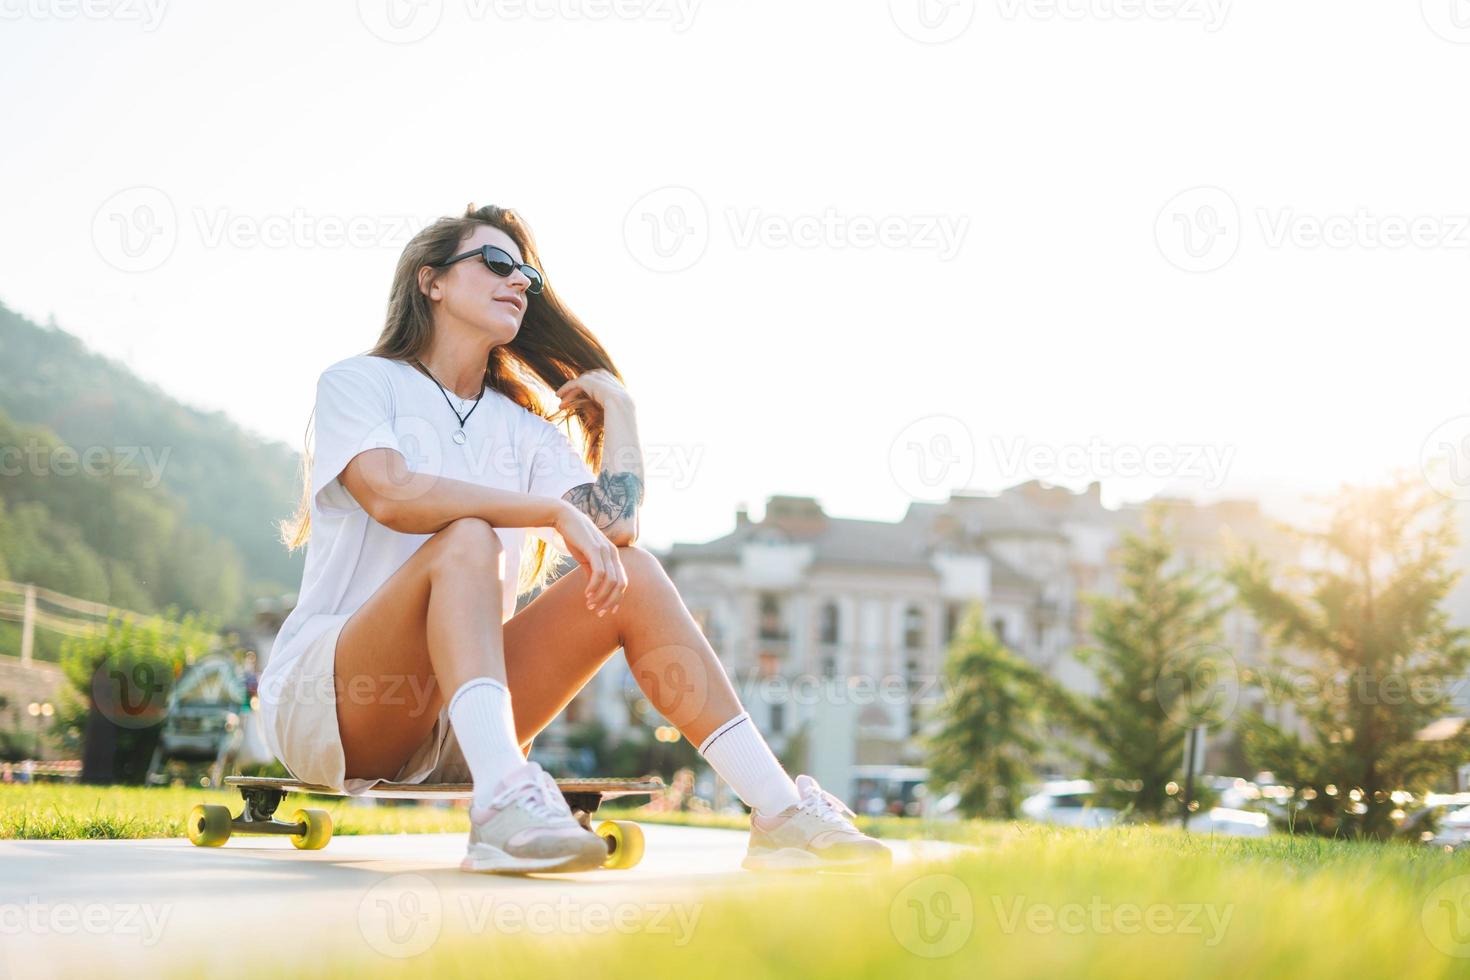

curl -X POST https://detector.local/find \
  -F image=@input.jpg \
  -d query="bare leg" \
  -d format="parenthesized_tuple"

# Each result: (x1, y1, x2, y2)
(333, 517, 507, 779)
(332, 520, 743, 781)
(501, 544, 745, 748)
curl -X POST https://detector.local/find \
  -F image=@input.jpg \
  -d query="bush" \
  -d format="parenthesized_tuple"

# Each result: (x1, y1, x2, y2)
(56, 608, 218, 784)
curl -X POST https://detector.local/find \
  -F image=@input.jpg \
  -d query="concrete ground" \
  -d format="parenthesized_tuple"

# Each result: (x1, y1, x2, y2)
(0, 822, 971, 979)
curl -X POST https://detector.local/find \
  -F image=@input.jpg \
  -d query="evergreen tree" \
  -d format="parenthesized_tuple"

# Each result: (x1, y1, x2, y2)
(926, 602, 1057, 820)
(1075, 505, 1229, 821)
(1227, 477, 1470, 839)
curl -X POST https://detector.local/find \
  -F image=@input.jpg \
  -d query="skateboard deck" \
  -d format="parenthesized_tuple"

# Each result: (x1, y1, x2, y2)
(186, 774, 665, 869)
(222, 774, 663, 802)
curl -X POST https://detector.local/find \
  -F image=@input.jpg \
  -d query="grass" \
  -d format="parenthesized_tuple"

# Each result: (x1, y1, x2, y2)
(10, 783, 1470, 976)
(162, 821, 1470, 979)
(0, 782, 471, 839)
(0, 781, 991, 843)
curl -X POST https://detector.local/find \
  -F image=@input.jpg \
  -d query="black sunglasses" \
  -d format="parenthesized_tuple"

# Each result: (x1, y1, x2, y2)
(438, 244, 544, 294)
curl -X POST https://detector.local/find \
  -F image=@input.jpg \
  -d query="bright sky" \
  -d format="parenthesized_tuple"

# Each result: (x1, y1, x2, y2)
(3, 1, 1469, 551)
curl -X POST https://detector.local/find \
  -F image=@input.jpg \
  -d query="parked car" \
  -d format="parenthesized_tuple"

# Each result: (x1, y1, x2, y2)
(1411, 799, 1470, 849)
(1187, 806, 1270, 837)
(1021, 778, 1273, 836)
(1021, 780, 1121, 828)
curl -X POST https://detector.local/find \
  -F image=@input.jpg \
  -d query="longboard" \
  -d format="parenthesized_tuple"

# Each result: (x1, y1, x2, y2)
(185, 775, 665, 869)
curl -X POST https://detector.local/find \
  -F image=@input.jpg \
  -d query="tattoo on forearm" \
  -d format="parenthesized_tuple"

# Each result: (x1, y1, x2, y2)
(565, 471, 644, 529)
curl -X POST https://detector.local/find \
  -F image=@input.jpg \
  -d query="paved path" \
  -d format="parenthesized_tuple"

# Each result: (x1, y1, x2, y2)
(0, 822, 971, 979)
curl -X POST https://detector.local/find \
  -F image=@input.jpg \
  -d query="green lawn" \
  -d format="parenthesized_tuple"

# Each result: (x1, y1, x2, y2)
(0, 782, 471, 839)
(0, 781, 978, 843)
(8, 783, 1470, 976)
(161, 822, 1470, 979)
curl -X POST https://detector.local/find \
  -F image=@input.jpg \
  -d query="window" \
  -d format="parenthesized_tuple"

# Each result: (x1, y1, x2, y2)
(758, 592, 787, 641)
(770, 703, 785, 735)
(906, 657, 922, 735)
(819, 601, 840, 645)
(903, 605, 924, 650)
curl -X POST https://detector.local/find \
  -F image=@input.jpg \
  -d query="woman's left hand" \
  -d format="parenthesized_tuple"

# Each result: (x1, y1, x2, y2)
(557, 369, 633, 412)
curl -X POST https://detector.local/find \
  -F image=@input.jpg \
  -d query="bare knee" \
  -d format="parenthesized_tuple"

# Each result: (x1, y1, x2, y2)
(617, 543, 671, 589)
(430, 517, 503, 574)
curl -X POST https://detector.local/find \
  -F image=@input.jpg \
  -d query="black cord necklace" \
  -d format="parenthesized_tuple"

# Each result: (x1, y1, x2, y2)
(414, 358, 485, 445)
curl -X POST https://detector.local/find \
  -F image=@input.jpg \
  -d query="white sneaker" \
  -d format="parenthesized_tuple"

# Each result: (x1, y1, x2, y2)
(741, 774, 892, 872)
(460, 761, 608, 874)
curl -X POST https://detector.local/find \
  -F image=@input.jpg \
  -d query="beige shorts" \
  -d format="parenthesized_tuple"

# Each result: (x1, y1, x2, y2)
(265, 617, 472, 794)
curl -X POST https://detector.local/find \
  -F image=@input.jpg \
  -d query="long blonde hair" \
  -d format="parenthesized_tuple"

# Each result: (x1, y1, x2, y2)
(276, 203, 625, 597)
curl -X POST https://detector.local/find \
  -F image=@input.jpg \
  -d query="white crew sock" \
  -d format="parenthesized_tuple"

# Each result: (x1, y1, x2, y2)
(697, 711, 801, 816)
(446, 677, 526, 811)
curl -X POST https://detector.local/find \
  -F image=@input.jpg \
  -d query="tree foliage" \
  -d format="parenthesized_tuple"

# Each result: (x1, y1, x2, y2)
(0, 409, 247, 636)
(927, 601, 1061, 819)
(1074, 506, 1229, 821)
(1227, 477, 1470, 839)
(0, 302, 302, 614)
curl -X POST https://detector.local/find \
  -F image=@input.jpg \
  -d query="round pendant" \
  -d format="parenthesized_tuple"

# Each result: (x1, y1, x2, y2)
(452, 429, 467, 445)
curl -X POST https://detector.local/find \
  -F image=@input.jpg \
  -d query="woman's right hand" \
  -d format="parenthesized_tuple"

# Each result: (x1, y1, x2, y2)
(552, 503, 628, 617)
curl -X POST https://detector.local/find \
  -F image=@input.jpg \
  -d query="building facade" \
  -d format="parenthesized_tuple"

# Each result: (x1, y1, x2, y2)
(622, 482, 1293, 808)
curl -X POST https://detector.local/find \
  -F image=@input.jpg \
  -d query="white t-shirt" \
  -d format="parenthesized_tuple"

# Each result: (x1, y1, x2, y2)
(258, 354, 594, 754)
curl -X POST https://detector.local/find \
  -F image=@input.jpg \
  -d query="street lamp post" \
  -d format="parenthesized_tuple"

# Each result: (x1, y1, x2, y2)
(26, 701, 54, 762)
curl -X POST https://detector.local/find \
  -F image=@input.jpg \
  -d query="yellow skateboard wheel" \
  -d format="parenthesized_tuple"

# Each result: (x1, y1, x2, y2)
(187, 804, 232, 847)
(595, 819, 645, 869)
(289, 808, 333, 850)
